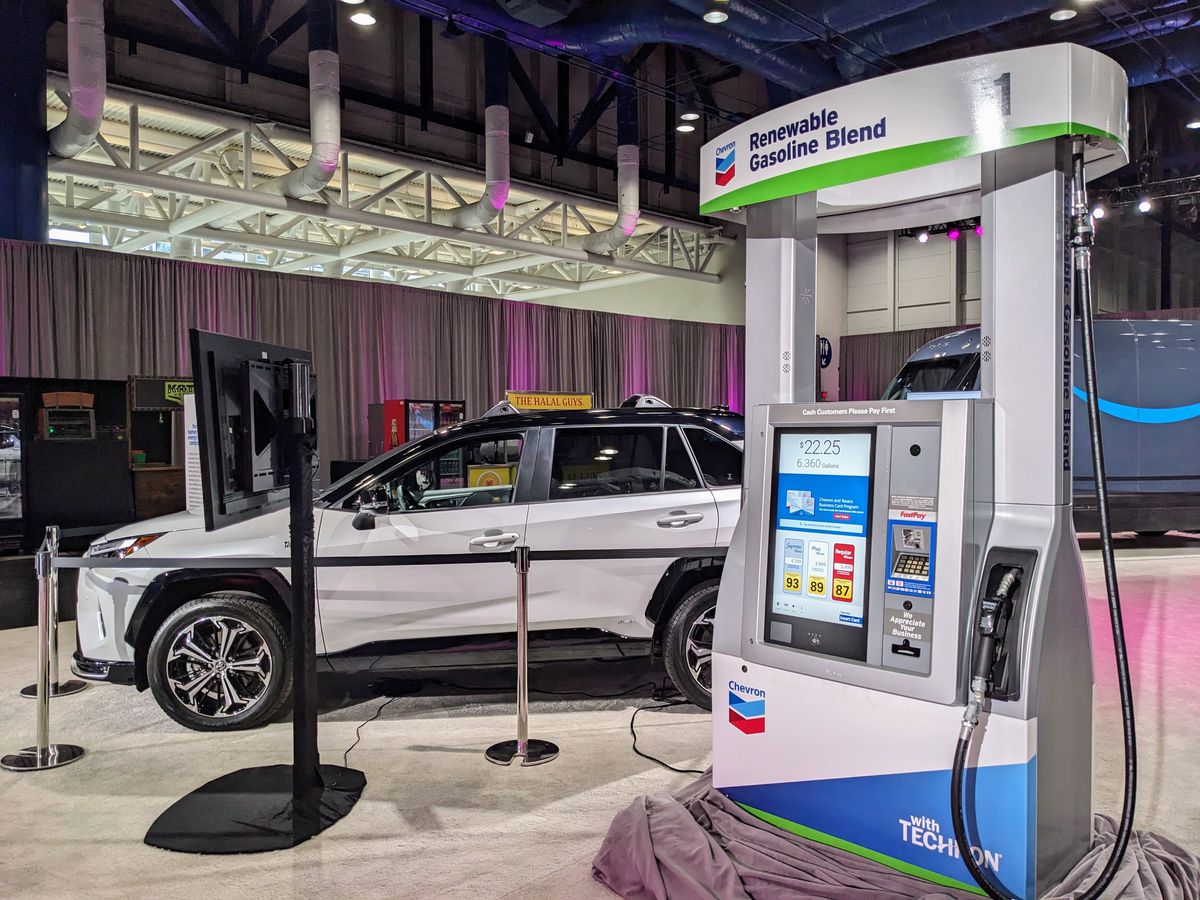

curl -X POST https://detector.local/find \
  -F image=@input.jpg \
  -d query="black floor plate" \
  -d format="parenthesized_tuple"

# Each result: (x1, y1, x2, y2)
(144, 763, 365, 854)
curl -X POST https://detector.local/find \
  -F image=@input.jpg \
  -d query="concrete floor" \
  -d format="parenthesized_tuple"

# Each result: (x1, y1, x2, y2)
(0, 537, 1197, 898)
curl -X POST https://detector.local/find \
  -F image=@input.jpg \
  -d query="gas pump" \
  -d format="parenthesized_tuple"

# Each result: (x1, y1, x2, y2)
(702, 46, 1135, 898)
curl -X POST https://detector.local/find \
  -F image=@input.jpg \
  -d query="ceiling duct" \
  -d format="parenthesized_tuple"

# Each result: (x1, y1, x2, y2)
(267, 0, 341, 199)
(570, 84, 640, 254)
(663, 0, 936, 43)
(441, 36, 510, 229)
(49, 0, 106, 158)
(496, 0, 584, 27)
(391, 0, 838, 96)
(838, 0, 1059, 79)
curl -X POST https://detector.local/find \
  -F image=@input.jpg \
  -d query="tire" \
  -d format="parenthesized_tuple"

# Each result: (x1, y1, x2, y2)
(147, 594, 292, 731)
(663, 580, 719, 710)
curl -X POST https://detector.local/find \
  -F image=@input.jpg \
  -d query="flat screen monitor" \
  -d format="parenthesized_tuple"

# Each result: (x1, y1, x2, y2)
(190, 329, 314, 531)
(764, 428, 874, 662)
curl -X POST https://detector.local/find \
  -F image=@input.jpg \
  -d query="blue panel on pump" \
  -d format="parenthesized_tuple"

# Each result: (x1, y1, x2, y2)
(723, 761, 1036, 898)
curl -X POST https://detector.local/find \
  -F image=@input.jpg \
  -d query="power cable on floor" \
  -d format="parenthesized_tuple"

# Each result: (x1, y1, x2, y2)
(326, 694, 399, 789)
(342, 695, 398, 770)
(336, 676, 707, 779)
(629, 696, 707, 777)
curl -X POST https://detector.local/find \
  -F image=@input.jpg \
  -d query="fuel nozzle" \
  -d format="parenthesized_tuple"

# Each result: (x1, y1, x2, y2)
(972, 568, 1022, 688)
(960, 567, 1023, 741)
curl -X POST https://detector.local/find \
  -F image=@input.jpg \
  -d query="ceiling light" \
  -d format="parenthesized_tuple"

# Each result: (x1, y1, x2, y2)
(1187, 118, 1200, 130)
(703, 9, 730, 24)
(338, 0, 364, 4)
(680, 110, 701, 122)
(1049, 8, 1076, 20)
(916, 230, 929, 243)
(1137, 197, 1152, 213)
(947, 228, 961, 241)
(676, 122, 696, 133)
(1091, 204, 1106, 219)
(975, 224, 983, 236)
(487, 249, 506, 255)
(441, 15, 465, 38)
(350, 10, 376, 25)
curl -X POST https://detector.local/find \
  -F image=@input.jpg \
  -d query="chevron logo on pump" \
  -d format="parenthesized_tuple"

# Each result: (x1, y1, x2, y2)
(728, 680, 765, 734)
(715, 141, 736, 186)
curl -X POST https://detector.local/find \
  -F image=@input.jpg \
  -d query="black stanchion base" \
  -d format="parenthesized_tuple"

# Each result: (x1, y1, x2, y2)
(144, 763, 365, 854)
(485, 739, 559, 767)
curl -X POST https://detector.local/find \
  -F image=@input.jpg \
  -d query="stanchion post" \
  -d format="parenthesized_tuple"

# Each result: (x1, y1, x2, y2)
(3, 532, 85, 772)
(486, 546, 559, 767)
(21, 525, 87, 698)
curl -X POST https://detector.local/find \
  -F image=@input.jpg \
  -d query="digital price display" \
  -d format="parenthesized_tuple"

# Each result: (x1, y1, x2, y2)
(764, 429, 874, 662)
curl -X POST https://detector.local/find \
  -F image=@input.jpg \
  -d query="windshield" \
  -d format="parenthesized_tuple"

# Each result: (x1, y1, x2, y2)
(881, 355, 978, 400)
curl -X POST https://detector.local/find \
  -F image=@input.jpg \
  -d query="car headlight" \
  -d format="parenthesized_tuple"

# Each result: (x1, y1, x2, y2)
(86, 534, 164, 559)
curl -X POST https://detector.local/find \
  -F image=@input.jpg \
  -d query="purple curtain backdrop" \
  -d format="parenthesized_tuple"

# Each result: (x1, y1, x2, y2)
(0, 240, 744, 472)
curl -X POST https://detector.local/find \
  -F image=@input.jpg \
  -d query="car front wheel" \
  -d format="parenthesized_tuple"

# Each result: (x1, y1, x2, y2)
(663, 580, 718, 709)
(147, 594, 292, 731)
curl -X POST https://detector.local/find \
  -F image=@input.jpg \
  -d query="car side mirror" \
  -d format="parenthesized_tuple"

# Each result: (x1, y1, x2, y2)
(352, 510, 376, 531)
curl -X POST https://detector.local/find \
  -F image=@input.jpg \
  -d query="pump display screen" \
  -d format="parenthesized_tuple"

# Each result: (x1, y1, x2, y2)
(764, 429, 873, 662)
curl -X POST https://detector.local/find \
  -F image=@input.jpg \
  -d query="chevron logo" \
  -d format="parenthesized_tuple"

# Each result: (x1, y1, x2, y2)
(715, 141, 736, 187)
(728, 682, 765, 734)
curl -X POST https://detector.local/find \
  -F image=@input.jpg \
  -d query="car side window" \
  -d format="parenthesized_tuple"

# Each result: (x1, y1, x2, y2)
(664, 427, 702, 492)
(550, 427, 668, 499)
(346, 433, 525, 512)
(684, 427, 742, 487)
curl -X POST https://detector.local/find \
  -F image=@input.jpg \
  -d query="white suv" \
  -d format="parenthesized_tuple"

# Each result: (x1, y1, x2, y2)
(72, 407, 744, 730)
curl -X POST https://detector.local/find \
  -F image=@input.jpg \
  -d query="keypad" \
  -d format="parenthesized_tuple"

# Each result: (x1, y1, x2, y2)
(893, 553, 930, 578)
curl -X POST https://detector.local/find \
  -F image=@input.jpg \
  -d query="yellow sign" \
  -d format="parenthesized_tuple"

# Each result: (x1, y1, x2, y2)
(164, 380, 195, 405)
(783, 572, 803, 593)
(505, 390, 593, 412)
(833, 578, 853, 601)
(468, 464, 516, 488)
(807, 575, 827, 597)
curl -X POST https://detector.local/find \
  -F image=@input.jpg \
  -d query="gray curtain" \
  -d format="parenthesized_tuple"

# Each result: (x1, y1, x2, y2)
(0, 240, 744, 474)
(838, 326, 963, 402)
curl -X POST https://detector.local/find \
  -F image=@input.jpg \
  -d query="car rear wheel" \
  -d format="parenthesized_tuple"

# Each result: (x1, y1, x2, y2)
(147, 594, 292, 731)
(663, 580, 718, 709)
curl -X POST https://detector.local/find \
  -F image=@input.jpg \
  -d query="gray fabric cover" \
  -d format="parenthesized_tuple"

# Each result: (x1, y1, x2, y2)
(593, 775, 1200, 899)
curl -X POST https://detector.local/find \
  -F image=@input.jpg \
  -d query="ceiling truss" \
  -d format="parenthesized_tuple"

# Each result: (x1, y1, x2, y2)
(46, 79, 730, 301)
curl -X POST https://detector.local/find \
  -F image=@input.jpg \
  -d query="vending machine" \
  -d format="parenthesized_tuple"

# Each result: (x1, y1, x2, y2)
(367, 399, 466, 456)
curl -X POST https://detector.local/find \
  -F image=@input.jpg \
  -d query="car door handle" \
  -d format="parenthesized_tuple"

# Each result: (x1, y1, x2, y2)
(468, 531, 520, 550)
(657, 511, 705, 528)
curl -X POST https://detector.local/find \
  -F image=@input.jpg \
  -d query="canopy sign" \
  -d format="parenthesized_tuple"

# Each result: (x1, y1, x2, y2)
(699, 44, 1127, 215)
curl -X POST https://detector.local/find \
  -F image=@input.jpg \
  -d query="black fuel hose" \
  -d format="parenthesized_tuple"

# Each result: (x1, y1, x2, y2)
(950, 141, 1137, 900)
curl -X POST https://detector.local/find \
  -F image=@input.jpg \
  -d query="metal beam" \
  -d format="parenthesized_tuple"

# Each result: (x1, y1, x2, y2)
(74, 14, 700, 193)
(170, 0, 240, 62)
(251, 5, 306, 64)
(566, 44, 657, 153)
(419, 16, 432, 132)
(508, 51, 558, 146)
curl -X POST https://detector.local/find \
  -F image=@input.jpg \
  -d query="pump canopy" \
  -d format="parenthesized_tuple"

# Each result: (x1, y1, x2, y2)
(700, 43, 1128, 219)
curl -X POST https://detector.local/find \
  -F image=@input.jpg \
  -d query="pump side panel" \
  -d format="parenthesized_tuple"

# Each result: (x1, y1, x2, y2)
(713, 652, 1036, 897)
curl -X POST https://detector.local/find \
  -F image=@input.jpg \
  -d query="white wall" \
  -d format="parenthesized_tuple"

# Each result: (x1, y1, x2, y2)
(844, 229, 981, 335)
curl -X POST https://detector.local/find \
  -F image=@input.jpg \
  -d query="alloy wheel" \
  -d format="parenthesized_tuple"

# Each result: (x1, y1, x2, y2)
(685, 604, 715, 694)
(164, 615, 273, 718)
